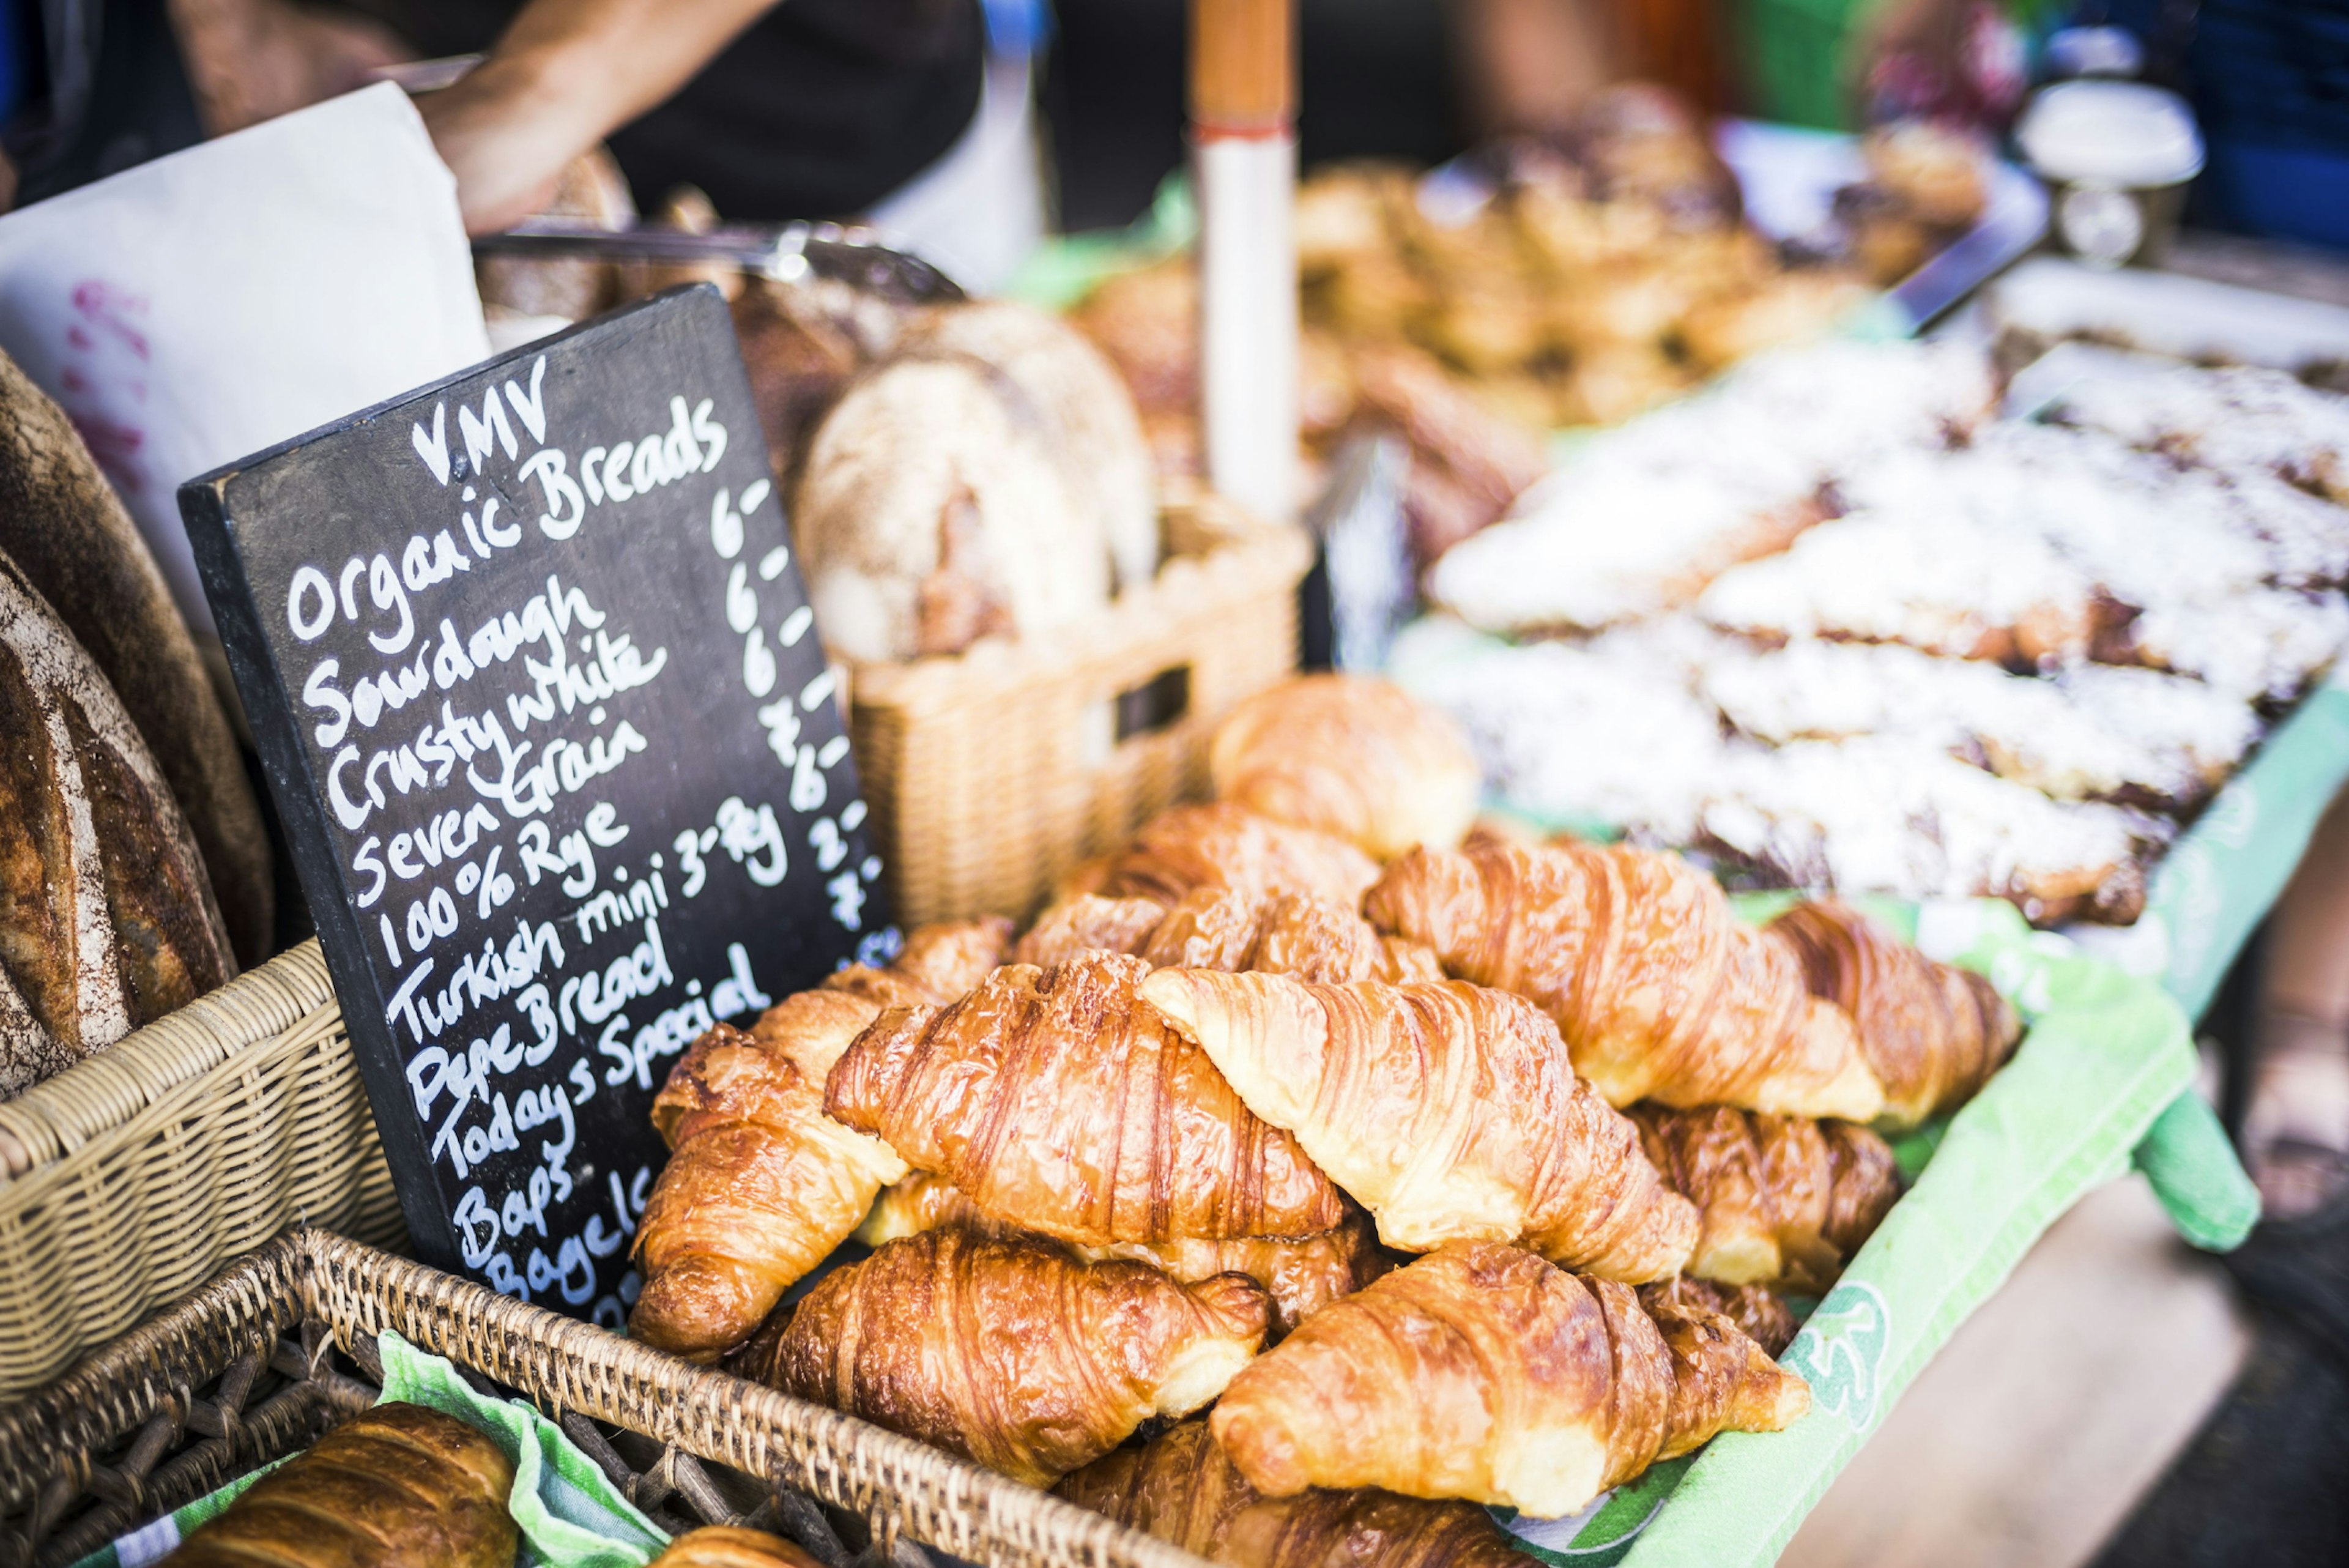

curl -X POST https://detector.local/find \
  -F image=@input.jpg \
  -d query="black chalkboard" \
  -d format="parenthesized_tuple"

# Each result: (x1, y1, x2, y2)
(182, 286, 892, 1326)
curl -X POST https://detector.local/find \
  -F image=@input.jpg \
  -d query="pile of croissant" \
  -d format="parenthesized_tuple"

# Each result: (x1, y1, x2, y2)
(631, 674, 2022, 1564)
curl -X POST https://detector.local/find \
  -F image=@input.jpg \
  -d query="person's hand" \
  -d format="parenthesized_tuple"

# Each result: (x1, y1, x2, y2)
(418, 59, 598, 234)
(416, 0, 777, 235)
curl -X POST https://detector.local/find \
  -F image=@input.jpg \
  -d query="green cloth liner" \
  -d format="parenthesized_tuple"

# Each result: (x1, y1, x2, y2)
(75, 1334, 667, 1568)
(2127, 667, 2349, 1252)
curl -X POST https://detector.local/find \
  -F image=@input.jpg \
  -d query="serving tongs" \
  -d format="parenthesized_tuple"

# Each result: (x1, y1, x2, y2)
(472, 218, 966, 305)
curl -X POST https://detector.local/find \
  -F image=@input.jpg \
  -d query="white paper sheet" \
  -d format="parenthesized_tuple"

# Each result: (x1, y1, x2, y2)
(0, 82, 489, 633)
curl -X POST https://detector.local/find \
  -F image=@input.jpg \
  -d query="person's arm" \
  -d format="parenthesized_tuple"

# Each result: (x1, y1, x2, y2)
(420, 0, 777, 234)
(1452, 0, 1622, 140)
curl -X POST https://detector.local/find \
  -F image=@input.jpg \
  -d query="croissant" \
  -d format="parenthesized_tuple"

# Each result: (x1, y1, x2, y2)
(1146, 889, 1444, 984)
(1208, 1243, 1807, 1517)
(1065, 803, 1381, 909)
(1364, 838, 1884, 1120)
(1056, 1420, 1534, 1568)
(826, 953, 1348, 1245)
(1019, 886, 1442, 984)
(856, 1170, 1392, 1339)
(827, 916, 1019, 1019)
(1768, 900, 2022, 1126)
(651, 1528, 825, 1568)
(1632, 1104, 1899, 1293)
(161, 1403, 515, 1567)
(633, 918, 1009, 1359)
(1222, 1487, 1536, 1568)
(1055, 1420, 1261, 1561)
(1641, 1277, 1798, 1358)
(743, 1228, 1270, 1485)
(1014, 893, 1171, 967)
(1138, 968, 1696, 1280)
(633, 1021, 907, 1361)
(1209, 674, 1483, 861)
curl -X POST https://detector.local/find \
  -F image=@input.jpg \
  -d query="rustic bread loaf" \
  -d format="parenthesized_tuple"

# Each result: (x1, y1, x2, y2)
(792, 300, 1160, 663)
(793, 353, 1109, 662)
(731, 278, 883, 483)
(0, 548, 234, 1096)
(0, 347, 273, 965)
(899, 300, 1160, 592)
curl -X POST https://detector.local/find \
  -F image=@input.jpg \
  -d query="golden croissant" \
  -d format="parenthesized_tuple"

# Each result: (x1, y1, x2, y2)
(1365, 838, 1884, 1120)
(1056, 1420, 1534, 1568)
(1641, 1277, 1798, 1359)
(1138, 968, 1697, 1280)
(632, 919, 1009, 1359)
(856, 1170, 1392, 1339)
(1064, 802, 1381, 909)
(1017, 885, 1441, 984)
(826, 953, 1348, 1246)
(1208, 1242, 1807, 1517)
(1768, 900, 2022, 1127)
(161, 1403, 515, 1568)
(1014, 893, 1171, 968)
(1222, 1485, 1536, 1568)
(650, 1528, 826, 1568)
(1633, 1104, 1899, 1293)
(633, 1020, 907, 1361)
(741, 1228, 1270, 1486)
(1209, 674, 1483, 862)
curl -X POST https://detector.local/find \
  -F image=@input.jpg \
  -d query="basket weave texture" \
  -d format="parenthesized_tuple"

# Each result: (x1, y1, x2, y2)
(852, 499, 1310, 925)
(0, 942, 402, 1399)
(0, 1231, 1201, 1568)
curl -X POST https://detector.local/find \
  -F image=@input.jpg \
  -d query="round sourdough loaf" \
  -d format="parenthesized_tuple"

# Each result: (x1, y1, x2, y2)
(0, 548, 234, 1096)
(0, 347, 274, 965)
(792, 300, 1160, 663)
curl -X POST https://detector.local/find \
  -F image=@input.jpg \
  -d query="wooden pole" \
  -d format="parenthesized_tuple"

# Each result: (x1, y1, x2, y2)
(1190, 0, 1296, 133)
(1190, 0, 1299, 524)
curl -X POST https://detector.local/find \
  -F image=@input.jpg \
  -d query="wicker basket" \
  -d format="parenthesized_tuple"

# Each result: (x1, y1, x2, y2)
(851, 497, 1312, 926)
(0, 942, 399, 1400)
(0, 1230, 1196, 1568)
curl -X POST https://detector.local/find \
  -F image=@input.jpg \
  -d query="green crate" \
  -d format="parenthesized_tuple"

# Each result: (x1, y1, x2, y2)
(1735, 0, 1872, 130)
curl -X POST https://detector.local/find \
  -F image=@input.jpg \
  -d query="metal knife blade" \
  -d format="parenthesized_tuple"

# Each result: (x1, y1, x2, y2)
(473, 218, 965, 305)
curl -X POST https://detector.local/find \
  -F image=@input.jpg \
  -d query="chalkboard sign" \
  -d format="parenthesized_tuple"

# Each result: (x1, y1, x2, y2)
(182, 286, 891, 1326)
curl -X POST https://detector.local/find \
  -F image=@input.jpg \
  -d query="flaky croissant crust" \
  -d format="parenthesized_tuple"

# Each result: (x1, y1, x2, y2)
(1208, 674, 1483, 863)
(650, 1527, 828, 1568)
(1138, 968, 1696, 1282)
(826, 953, 1348, 1246)
(1365, 838, 1884, 1120)
(1056, 1419, 1535, 1568)
(1768, 900, 2022, 1128)
(633, 1022, 907, 1361)
(857, 1170, 1392, 1339)
(632, 918, 1010, 1361)
(163, 1403, 516, 1568)
(1209, 1243, 1805, 1518)
(1065, 803, 1381, 909)
(1633, 1104, 1899, 1293)
(750, 1228, 1271, 1486)
(1016, 885, 1441, 984)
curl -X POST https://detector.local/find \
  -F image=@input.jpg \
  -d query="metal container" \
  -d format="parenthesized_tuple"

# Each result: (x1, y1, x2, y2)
(2017, 80, 2205, 269)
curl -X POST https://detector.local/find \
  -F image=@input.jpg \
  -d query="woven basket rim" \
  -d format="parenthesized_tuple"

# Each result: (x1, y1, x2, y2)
(848, 519, 1312, 708)
(0, 940, 334, 1181)
(1, 1230, 1211, 1568)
